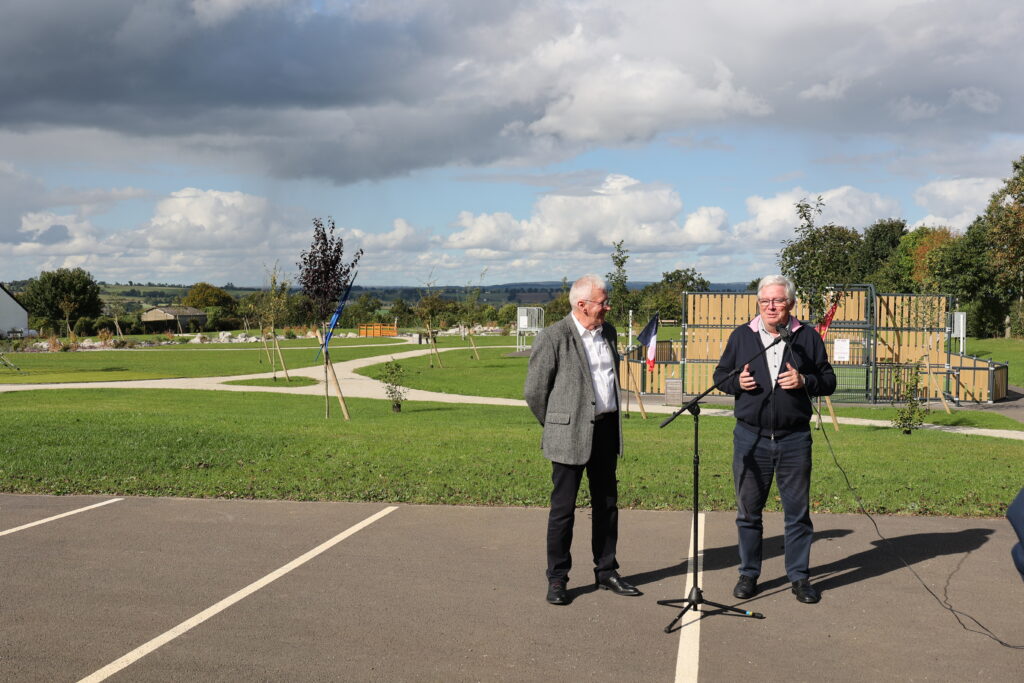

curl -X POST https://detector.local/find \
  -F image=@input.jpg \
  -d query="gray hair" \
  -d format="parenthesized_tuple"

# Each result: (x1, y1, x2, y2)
(757, 274, 796, 303)
(568, 274, 607, 306)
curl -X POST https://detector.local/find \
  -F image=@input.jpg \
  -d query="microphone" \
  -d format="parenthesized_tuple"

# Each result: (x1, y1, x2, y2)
(777, 325, 792, 343)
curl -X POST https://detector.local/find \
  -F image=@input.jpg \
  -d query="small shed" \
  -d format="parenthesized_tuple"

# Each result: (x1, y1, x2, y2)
(0, 283, 29, 337)
(140, 306, 208, 333)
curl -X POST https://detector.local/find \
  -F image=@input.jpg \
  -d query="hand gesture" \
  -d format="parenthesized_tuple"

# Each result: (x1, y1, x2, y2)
(778, 362, 804, 390)
(738, 363, 758, 391)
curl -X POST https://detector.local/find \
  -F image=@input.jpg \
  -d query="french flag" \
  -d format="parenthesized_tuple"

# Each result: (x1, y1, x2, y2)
(637, 314, 659, 371)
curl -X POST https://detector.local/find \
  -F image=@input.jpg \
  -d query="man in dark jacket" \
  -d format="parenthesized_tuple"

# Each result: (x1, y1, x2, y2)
(713, 275, 836, 604)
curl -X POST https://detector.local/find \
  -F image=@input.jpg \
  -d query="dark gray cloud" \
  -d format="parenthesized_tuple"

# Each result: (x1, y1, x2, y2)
(33, 224, 71, 244)
(1, 0, 1021, 188)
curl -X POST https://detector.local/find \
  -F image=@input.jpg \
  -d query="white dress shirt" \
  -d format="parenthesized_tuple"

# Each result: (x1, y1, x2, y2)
(572, 314, 618, 415)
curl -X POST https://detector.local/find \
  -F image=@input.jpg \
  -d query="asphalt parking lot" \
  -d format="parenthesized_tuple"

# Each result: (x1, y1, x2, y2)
(3, 494, 1022, 682)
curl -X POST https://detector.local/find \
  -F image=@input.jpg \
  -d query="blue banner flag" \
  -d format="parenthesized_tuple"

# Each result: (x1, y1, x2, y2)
(316, 271, 358, 361)
(637, 314, 659, 371)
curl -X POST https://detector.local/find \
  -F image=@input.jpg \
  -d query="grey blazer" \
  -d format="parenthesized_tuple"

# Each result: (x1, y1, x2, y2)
(523, 314, 622, 465)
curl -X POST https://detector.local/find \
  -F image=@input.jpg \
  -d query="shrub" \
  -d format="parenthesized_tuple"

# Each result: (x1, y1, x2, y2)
(1010, 301, 1024, 339)
(380, 359, 408, 412)
(891, 365, 929, 434)
(94, 316, 117, 334)
(73, 316, 96, 336)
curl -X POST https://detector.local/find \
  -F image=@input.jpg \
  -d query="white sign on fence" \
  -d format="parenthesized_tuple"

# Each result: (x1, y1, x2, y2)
(833, 338, 850, 362)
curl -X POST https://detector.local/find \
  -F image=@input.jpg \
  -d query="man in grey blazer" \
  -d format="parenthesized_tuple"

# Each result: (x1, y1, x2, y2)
(524, 274, 642, 605)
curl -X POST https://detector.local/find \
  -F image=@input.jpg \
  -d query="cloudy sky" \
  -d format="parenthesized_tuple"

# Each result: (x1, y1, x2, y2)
(2, 0, 1022, 287)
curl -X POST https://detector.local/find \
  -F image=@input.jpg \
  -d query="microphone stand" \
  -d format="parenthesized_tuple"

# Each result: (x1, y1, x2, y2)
(658, 334, 787, 632)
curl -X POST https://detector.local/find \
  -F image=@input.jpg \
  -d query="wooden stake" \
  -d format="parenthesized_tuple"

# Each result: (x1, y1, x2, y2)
(629, 362, 647, 419)
(468, 333, 480, 360)
(260, 327, 273, 366)
(824, 396, 839, 432)
(429, 331, 444, 368)
(273, 334, 290, 381)
(326, 356, 351, 420)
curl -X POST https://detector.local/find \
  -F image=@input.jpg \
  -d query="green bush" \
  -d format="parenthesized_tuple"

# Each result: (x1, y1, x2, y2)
(964, 296, 1009, 338)
(95, 316, 117, 333)
(73, 316, 96, 336)
(1010, 301, 1024, 338)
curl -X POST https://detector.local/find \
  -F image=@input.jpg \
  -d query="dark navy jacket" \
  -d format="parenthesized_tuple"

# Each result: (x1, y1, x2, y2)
(713, 316, 836, 438)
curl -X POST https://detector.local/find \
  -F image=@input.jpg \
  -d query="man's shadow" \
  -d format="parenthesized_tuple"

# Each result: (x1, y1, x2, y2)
(809, 528, 994, 594)
(623, 528, 853, 590)
(620, 527, 994, 600)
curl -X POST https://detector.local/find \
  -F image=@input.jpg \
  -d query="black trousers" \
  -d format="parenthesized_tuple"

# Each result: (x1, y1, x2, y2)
(546, 415, 620, 584)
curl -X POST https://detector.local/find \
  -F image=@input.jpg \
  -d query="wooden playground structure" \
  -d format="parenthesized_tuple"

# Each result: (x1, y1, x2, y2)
(622, 287, 1009, 405)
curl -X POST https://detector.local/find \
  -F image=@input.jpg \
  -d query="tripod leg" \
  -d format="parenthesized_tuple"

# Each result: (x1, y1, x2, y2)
(664, 601, 696, 633)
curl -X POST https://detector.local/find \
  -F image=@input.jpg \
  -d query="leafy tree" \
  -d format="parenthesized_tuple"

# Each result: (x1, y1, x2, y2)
(544, 293, 570, 321)
(19, 267, 103, 333)
(497, 303, 517, 327)
(416, 291, 457, 331)
(926, 218, 1009, 337)
(389, 298, 416, 327)
(340, 293, 383, 327)
(858, 218, 907, 286)
(637, 268, 710, 320)
(605, 240, 633, 326)
(778, 197, 863, 321)
(980, 154, 1024, 309)
(297, 216, 363, 324)
(871, 226, 944, 293)
(182, 282, 236, 312)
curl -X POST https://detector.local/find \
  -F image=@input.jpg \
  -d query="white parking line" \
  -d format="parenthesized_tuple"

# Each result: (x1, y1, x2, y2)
(674, 513, 704, 683)
(77, 505, 399, 683)
(0, 498, 124, 537)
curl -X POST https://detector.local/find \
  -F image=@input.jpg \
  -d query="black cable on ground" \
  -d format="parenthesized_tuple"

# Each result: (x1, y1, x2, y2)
(810, 395, 1024, 649)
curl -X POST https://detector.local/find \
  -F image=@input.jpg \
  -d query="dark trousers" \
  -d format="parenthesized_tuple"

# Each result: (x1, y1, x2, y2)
(546, 416, 619, 584)
(732, 424, 813, 582)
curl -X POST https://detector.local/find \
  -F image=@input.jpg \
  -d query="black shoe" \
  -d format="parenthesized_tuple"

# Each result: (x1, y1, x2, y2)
(547, 581, 570, 605)
(596, 573, 642, 596)
(733, 575, 758, 600)
(791, 579, 820, 604)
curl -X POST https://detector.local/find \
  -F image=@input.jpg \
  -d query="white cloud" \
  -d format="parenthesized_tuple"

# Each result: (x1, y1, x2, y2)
(528, 54, 771, 144)
(890, 96, 941, 122)
(799, 76, 853, 102)
(345, 218, 433, 252)
(191, 0, 289, 26)
(912, 176, 1000, 229)
(735, 186, 901, 242)
(949, 87, 1001, 114)
(447, 174, 727, 254)
(144, 188, 281, 250)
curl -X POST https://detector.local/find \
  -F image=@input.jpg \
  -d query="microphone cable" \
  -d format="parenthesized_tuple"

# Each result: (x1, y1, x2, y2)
(805, 386, 1024, 649)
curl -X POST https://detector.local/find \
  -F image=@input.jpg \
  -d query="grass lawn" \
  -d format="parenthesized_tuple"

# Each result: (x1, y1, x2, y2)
(357, 347, 1024, 431)
(0, 344, 407, 384)
(358, 347, 527, 399)
(1, 389, 1020, 516)
(223, 377, 320, 388)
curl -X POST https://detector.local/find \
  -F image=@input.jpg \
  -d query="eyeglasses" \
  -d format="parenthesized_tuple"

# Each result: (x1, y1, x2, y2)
(582, 298, 612, 308)
(757, 298, 789, 307)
